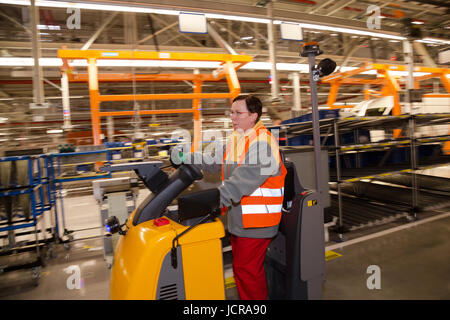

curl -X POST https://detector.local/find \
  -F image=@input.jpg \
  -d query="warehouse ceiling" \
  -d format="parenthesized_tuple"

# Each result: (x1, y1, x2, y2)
(0, 0, 448, 150)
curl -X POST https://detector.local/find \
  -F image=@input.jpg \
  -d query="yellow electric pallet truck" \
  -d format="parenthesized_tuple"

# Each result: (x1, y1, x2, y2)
(104, 157, 326, 300)
(104, 162, 226, 300)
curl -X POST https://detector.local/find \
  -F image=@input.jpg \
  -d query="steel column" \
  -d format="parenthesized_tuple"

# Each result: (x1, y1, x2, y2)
(409, 115, 418, 219)
(267, 1, 279, 101)
(61, 71, 72, 129)
(291, 72, 302, 118)
(88, 58, 102, 146)
(30, 0, 45, 105)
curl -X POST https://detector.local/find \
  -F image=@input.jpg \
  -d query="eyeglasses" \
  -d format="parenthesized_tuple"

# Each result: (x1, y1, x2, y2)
(230, 110, 250, 117)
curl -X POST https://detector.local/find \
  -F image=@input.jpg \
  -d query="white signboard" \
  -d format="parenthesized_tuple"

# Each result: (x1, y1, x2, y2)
(179, 12, 207, 34)
(280, 22, 303, 41)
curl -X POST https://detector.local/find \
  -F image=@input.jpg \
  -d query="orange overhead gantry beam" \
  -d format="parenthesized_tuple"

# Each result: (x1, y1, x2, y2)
(322, 63, 450, 111)
(57, 49, 252, 149)
(321, 63, 450, 138)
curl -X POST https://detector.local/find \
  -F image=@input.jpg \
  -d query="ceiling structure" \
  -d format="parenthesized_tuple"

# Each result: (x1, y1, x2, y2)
(0, 0, 448, 149)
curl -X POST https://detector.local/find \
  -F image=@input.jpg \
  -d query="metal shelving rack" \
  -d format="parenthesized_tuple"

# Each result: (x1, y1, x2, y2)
(274, 113, 450, 238)
(332, 114, 450, 238)
(0, 154, 57, 283)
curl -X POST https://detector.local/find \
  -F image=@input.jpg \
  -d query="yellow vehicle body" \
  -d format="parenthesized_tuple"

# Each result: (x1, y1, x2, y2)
(110, 211, 226, 300)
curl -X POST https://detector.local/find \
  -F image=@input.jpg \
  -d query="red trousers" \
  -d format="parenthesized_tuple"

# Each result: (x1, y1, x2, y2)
(230, 234, 272, 300)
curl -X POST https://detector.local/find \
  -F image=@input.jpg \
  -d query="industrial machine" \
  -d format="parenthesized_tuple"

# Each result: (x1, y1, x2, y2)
(92, 176, 139, 267)
(265, 161, 325, 299)
(104, 157, 326, 300)
(104, 162, 225, 300)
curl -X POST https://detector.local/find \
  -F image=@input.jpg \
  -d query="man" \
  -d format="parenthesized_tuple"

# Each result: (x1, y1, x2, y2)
(173, 95, 286, 300)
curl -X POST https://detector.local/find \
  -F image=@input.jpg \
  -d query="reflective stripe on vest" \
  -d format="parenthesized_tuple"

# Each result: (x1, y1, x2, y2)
(221, 126, 287, 228)
(250, 187, 284, 197)
(241, 204, 283, 214)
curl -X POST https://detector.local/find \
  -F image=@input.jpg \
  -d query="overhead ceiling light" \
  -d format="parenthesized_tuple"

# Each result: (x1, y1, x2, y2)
(38, 24, 60, 30)
(4, 0, 179, 15)
(205, 13, 269, 24)
(0, 0, 28, 4)
(0, 57, 437, 80)
(1, 0, 406, 41)
(1, 0, 268, 23)
(339, 66, 431, 78)
(418, 37, 450, 45)
(0, 57, 63, 66)
(47, 129, 63, 134)
(0, 58, 433, 76)
(96, 60, 221, 68)
(283, 21, 407, 41)
(274, 63, 309, 72)
(0, 57, 222, 68)
(0, 57, 313, 72)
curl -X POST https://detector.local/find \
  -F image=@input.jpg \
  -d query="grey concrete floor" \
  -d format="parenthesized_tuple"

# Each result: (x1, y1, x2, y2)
(323, 215, 450, 300)
(0, 238, 111, 300)
(0, 213, 449, 300)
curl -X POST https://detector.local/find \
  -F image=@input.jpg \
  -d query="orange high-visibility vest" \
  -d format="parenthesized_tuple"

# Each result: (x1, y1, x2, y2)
(221, 126, 287, 228)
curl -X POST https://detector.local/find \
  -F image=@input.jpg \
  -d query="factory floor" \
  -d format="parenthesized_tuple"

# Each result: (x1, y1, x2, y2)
(0, 201, 448, 300)
(323, 212, 450, 300)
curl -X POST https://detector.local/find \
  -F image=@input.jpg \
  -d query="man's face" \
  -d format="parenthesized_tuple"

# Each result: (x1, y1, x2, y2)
(230, 99, 258, 132)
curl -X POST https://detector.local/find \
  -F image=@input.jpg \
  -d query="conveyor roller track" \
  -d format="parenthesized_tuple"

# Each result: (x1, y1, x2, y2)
(335, 181, 450, 211)
(327, 194, 407, 231)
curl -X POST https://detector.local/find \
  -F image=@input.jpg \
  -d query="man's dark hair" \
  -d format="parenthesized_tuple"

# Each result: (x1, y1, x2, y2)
(233, 95, 263, 122)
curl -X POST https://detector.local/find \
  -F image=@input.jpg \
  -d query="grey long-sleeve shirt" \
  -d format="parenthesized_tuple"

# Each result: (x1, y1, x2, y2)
(179, 132, 282, 238)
